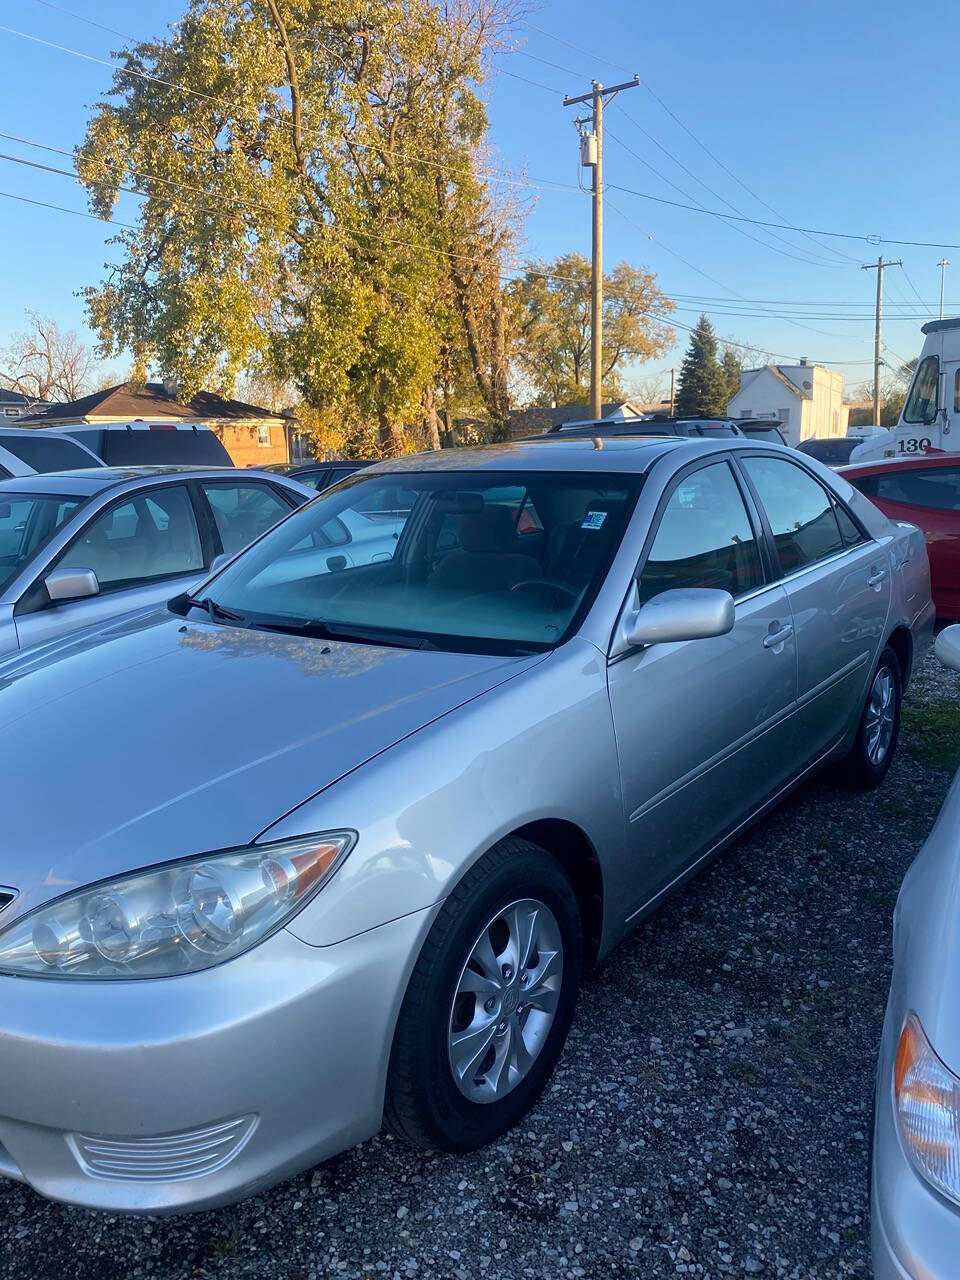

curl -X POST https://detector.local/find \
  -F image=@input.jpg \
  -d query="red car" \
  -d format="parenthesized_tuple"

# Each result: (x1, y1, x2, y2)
(840, 455, 960, 619)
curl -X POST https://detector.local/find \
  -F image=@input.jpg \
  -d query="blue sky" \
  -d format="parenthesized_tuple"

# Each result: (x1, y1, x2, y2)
(2, 0, 959, 400)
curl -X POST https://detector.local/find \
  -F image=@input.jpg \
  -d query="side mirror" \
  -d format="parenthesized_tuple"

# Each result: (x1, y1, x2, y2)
(935, 624, 960, 673)
(44, 567, 100, 603)
(624, 587, 735, 648)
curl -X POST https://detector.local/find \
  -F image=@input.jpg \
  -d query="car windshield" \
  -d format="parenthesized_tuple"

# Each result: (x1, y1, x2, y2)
(190, 470, 641, 654)
(0, 493, 83, 592)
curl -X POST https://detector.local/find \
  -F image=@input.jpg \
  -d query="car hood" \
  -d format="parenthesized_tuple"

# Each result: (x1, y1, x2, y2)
(0, 612, 540, 918)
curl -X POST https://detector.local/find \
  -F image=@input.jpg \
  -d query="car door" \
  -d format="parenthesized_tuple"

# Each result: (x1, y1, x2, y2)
(196, 479, 298, 558)
(739, 453, 891, 758)
(14, 482, 207, 651)
(607, 458, 799, 911)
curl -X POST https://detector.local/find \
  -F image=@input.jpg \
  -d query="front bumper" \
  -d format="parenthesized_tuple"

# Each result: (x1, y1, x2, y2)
(871, 1002, 960, 1277)
(0, 907, 435, 1213)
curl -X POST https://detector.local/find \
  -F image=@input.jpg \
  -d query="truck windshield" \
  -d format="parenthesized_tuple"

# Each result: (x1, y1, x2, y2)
(189, 470, 641, 654)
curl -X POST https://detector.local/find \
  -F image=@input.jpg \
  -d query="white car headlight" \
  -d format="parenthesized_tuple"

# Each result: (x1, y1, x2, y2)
(0, 832, 355, 979)
(895, 1012, 960, 1203)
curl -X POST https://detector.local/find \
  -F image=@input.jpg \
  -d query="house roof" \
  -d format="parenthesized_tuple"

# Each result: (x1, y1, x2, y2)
(19, 381, 286, 425)
(733, 365, 809, 402)
(0, 388, 48, 408)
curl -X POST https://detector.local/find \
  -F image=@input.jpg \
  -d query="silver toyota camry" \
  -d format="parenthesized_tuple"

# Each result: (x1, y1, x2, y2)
(871, 624, 960, 1277)
(0, 435, 933, 1213)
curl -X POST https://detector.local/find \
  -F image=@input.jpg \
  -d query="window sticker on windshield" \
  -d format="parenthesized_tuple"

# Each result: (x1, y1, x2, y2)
(581, 510, 607, 530)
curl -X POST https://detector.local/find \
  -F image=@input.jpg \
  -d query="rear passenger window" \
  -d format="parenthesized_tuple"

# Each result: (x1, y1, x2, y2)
(202, 483, 293, 556)
(743, 456, 844, 573)
(0, 435, 100, 472)
(832, 498, 866, 546)
(638, 462, 764, 603)
(864, 466, 960, 512)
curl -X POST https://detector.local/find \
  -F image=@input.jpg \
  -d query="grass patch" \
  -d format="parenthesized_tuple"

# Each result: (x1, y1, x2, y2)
(902, 696, 960, 772)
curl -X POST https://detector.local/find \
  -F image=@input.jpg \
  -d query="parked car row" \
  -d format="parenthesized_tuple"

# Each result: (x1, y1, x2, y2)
(0, 429, 933, 1217)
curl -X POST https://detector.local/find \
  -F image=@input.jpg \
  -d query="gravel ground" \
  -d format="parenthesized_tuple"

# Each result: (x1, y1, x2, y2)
(2, 649, 959, 1280)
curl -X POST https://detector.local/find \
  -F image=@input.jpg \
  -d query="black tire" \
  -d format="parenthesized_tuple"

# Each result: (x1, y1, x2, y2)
(838, 646, 901, 789)
(384, 838, 582, 1153)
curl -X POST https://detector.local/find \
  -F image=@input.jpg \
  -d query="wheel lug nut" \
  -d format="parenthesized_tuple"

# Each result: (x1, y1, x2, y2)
(496, 1021, 507, 1035)
(520, 972, 528, 985)
(484, 997, 497, 1013)
(502, 964, 514, 981)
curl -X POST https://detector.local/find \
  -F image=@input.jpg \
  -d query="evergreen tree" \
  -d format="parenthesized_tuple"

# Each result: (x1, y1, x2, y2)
(720, 347, 743, 410)
(675, 315, 728, 416)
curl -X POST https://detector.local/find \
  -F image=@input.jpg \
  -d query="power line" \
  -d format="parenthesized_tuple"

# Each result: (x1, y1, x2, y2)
(504, 45, 581, 78)
(0, 173, 881, 370)
(25, 0, 135, 42)
(605, 125, 845, 272)
(606, 178, 960, 251)
(0, 145, 595, 289)
(0, 22, 581, 195)
(516, 20, 634, 76)
(0, 185, 136, 229)
(614, 104, 857, 269)
(900, 266, 930, 311)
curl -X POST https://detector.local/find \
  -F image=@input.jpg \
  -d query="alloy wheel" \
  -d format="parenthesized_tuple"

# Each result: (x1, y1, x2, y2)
(865, 665, 896, 765)
(448, 898, 563, 1104)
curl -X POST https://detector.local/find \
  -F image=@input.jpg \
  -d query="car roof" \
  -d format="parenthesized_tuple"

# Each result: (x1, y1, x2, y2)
(362, 435, 763, 477)
(39, 421, 218, 433)
(839, 454, 957, 475)
(0, 465, 293, 498)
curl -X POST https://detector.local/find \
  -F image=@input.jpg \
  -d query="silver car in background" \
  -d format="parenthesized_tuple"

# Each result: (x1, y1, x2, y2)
(0, 467, 311, 657)
(0, 436, 932, 1213)
(871, 624, 960, 1277)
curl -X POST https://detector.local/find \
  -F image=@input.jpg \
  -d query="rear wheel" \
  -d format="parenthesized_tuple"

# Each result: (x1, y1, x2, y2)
(384, 838, 582, 1152)
(838, 646, 901, 789)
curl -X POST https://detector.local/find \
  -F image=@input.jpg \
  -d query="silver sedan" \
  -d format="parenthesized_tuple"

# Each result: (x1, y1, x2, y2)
(871, 624, 960, 1277)
(0, 436, 933, 1213)
(0, 466, 312, 658)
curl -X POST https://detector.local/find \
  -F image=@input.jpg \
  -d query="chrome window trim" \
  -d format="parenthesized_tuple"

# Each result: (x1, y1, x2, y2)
(775, 539, 879, 589)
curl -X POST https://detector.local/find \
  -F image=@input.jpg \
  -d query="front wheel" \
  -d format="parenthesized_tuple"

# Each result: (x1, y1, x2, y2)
(838, 646, 901, 789)
(384, 838, 582, 1152)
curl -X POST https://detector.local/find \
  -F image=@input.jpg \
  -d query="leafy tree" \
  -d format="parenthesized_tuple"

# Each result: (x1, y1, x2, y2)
(77, 0, 521, 454)
(675, 315, 729, 417)
(509, 254, 673, 406)
(0, 311, 100, 402)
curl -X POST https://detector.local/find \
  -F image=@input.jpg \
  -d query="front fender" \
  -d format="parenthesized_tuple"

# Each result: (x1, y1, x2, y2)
(260, 638, 627, 951)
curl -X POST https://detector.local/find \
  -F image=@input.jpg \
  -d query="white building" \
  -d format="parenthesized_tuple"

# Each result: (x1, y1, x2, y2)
(727, 360, 848, 447)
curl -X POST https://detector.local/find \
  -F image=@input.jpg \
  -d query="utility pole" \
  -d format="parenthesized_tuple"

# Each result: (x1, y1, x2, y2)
(669, 368, 675, 415)
(564, 75, 640, 420)
(862, 256, 902, 426)
(939, 258, 950, 320)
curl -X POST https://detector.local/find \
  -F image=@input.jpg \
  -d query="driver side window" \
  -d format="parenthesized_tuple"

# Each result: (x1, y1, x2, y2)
(57, 485, 204, 592)
(638, 462, 764, 603)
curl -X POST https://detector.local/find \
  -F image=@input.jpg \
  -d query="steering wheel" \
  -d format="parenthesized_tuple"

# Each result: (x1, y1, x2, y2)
(510, 578, 580, 603)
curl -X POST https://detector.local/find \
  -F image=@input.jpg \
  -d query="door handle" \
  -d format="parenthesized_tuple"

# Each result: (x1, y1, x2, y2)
(762, 623, 793, 649)
(868, 568, 887, 589)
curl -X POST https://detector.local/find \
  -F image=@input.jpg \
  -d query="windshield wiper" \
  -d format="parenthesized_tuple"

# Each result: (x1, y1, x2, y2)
(246, 616, 437, 650)
(182, 595, 245, 624)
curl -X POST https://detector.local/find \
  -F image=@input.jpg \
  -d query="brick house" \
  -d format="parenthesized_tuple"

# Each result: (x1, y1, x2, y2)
(20, 382, 293, 466)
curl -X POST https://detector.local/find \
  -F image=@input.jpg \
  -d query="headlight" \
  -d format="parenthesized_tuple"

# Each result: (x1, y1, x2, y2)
(895, 1012, 960, 1203)
(0, 832, 354, 980)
